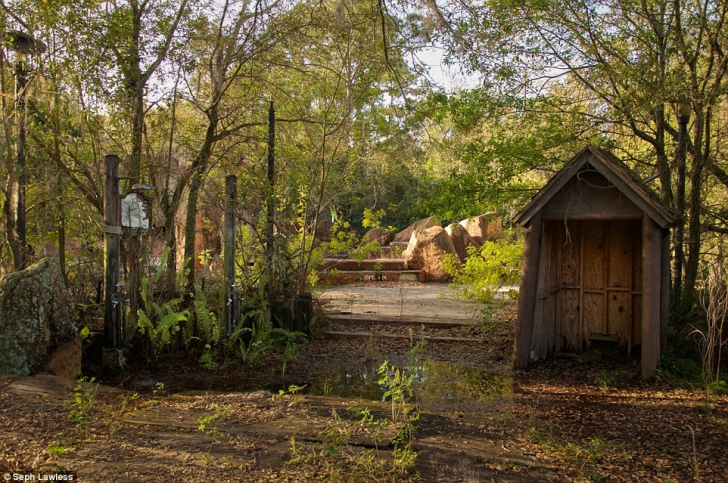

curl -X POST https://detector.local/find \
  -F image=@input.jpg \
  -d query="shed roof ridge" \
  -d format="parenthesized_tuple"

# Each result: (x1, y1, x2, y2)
(514, 145, 676, 228)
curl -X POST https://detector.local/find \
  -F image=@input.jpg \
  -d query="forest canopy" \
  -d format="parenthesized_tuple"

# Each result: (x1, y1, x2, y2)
(1, 0, 727, 318)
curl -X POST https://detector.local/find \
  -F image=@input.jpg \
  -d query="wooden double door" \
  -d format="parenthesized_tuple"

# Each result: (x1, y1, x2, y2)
(533, 219, 642, 357)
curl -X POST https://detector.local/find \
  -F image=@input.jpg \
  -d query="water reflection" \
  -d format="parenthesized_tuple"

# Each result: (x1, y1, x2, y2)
(305, 360, 512, 411)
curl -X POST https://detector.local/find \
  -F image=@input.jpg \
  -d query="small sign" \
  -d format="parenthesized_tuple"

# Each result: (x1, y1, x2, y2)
(121, 192, 151, 232)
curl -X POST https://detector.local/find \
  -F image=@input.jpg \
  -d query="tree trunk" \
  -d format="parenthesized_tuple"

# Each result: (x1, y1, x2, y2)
(182, 119, 217, 296)
(683, 107, 708, 306)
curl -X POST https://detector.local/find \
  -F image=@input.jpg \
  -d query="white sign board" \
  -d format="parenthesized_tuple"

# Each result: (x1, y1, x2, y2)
(121, 192, 150, 231)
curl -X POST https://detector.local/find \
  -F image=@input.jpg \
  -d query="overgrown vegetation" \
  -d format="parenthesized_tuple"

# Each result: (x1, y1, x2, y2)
(287, 358, 420, 481)
(67, 377, 97, 436)
(694, 264, 728, 395)
(441, 231, 522, 332)
(442, 230, 523, 303)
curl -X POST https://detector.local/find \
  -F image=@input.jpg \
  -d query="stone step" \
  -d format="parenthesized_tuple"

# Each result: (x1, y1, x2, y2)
(324, 245, 406, 260)
(318, 270, 425, 285)
(324, 314, 474, 329)
(320, 258, 406, 271)
(364, 245, 406, 259)
(390, 241, 410, 249)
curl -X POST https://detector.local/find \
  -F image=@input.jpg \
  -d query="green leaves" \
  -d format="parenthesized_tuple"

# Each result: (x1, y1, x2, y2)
(443, 231, 523, 303)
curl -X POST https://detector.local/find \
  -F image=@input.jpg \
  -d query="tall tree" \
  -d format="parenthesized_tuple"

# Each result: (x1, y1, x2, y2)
(427, 0, 728, 314)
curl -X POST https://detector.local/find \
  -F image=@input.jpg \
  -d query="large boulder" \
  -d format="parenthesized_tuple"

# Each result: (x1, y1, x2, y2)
(403, 226, 458, 282)
(0, 258, 80, 378)
(459, 213, 502, 243)
(360, 227, 396, 246)
(445, 223, 481, 262)
(393, 216, 441, 244)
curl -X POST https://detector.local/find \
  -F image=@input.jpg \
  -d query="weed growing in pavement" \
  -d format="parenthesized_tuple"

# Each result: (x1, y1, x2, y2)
(109, 391, 141, 434)
(45, 442, 68, 459)
(153, 381, 167, 396)
(269, 328, 307, 377)
(378, 362, 415, 424)
(68, 377, 97, 435)
(199, 351, 219, 371)
(38, 441, 73, 477)
(321, 378, 332, 397)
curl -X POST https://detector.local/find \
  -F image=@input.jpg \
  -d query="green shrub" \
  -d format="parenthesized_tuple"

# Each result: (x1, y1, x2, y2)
(442, 230, 523, 303)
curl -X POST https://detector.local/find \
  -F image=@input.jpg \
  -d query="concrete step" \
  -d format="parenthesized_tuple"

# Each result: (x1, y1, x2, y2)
(318, 269, 425, 285)
(320, 258, 406, 271)
(324, 314, 474, 329)
(320, 330, 481, 343)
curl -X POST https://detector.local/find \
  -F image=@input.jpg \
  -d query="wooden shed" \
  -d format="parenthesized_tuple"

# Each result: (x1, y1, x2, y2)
(512, 145, 675, 379)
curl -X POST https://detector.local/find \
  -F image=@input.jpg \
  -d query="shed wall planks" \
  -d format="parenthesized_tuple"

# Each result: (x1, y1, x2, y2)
(561, 222, 581, 287)
(609, 291, 632, 348)
(608, 222, 633, 289)
(582, 221, 605, 290)
(561, 289, 581, 349)
(583, 293, 604, 346)
(532, 219, 644, 356)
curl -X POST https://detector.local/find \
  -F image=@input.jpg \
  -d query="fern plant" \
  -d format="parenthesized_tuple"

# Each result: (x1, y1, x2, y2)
(137, 297, 189, 361)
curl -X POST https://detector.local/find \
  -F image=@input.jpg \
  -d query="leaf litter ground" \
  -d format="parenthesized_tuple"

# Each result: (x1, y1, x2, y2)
(1, 283, 727, 482)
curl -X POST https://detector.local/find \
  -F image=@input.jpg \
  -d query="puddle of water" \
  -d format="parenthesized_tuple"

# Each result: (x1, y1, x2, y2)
(417, 361, 512, 412)
(303, 360, 512, 410)
(306, 364, 387, 401)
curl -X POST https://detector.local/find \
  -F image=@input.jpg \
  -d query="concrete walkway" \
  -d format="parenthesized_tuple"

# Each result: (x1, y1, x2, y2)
(318, 283, 488, 325)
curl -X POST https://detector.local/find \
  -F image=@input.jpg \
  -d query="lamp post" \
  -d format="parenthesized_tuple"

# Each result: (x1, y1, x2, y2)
(5, 30, 46, 270)
(673, 100, 690, 304)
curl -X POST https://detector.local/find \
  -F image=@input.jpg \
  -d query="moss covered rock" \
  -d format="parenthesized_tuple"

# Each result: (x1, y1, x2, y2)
(0, 258, 79, 377)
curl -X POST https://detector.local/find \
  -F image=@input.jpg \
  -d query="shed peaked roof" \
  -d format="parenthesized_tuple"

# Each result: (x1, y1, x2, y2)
(514, 145, 676, 228)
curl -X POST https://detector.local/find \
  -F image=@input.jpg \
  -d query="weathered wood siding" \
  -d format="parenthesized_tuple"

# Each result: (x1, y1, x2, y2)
(541, 167, 643, 220)
(514, 147, 674, 379)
